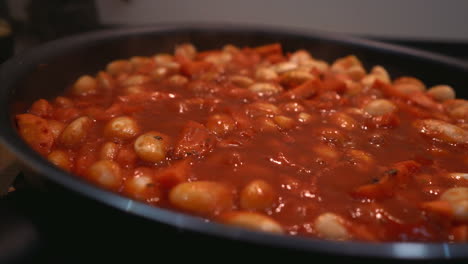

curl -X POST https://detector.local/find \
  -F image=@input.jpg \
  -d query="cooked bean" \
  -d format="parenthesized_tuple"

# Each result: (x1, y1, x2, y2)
(393, 76, 426, 94)
(104, 116, 140, 140)
(169, 181, 233, 215)
(47, 150, 72, 171)
(219, 211, 284, 234)
(427, 85, 455, 102)
(273, 115, 295, 130)
(346, 65, 366, 81)
(206, 114, 236, 136)
(289, 50, 313, 65)
(440, 187, 468, 221)
(248, 82, 283, 96)
(175, 43, 197, 59)
(123, 169, 160, 202)
(255, 67, 278, 81)
(361, 65, 390, 86)
(302, 59, 329, 73)
(240, 180, 276, 210)
(97, 71, 115, 90)
(16, 114, 54, 155)
(329, 112, 357, 130)
(129, 56, 152, 68)
(314, 212, 349, 240)
(254, 116, 277, 132)
(312, 144, 340, 162)
(332, 55, 362, 71)
(364, 99, 397, 116)
(280, 70, 315, 87)
(121, 74, 151, 87)
(230, 75, 254, 88)
(449, 104, 468, 121)
(59, 116, 93, 147)
(204, 52, 232, 65)
(346, 149, 374, 172)
(247, 102, 281, 117)
(168, 75, 189, 86)
(281, 102, 305, 113)
(273, 62, 297, 73)
(123, 85, 145, 95)
(72, 75, 98, 96)
(88, 160, 122, 190)
(100, 142, 120, 160)
(151, 67, 169, 80)
(447, 173, 468, 181)
(414, 119, 468, 144)
(134, 131, 168, 162)
(106, 60, 132, 75)
(297, 112, 314, 124)
(55, 96, 74, 108)
(48, 120, 65, 140)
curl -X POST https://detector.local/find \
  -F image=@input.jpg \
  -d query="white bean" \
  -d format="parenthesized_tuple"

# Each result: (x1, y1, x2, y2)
(134, 131, 168, 162)
(314, 212, 349, 240)
(219, 211, 284, 234)
(414, 119, 468, 144)
(364, 99, 396, 116)
(88, 160, 122, 190)
(427, 85, 456, 102)
(104, 116, 140, 140)
(59, 116, 93, 147)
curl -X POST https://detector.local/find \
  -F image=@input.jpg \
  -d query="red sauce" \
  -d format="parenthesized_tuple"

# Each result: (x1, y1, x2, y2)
(16, 43, 468, 242)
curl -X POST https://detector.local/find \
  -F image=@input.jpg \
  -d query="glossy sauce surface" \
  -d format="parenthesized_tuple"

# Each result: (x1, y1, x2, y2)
(16, 43, 468, 242)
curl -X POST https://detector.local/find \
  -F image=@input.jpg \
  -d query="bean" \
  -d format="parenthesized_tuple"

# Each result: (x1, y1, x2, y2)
(48, 120, 65, 140)
(254, 116, 277, 132)
(441, 187, 468, 203)
(280, 70, 315, 87)
(129, 56, 152, 68)
(297, 112, 314, 124)
(440, 187, 468, 221)
(273, 115, 295, 130)
(104, 116, 140, 140)
(169, 181, 233, 215)
(72, 75, 98, 96)
(219, 211, 284, 234)
(247, 102, 281, 117)
(361, 65, 390, 86)
(393, 76, 426, 94)
(168, 75, 189, 86)
(248, 82, 283, 96)
(449, 104, 468, 121)
(47, 150, 72, 171)
(204, 52, 232, 65)
(314, 212, 350, 240)
(106, 60, 132, 75)
(346, 149, 374, 172)
(281, 102, 305, 113)
(329, 112, 357, 130)
(175, 43, 197, 59)
(16, 114, 54, 155)
(123, 168, 160, 202)
(100, 142, 120, 160)
(302, 60, 329, 74)
(151, 67, 169, 80)
(206, 114, 236, 136)
(59, 116, 93, 147)
(123, 85, 145, 95)
(88, 160, 122, 190)
(427, 85, 455, 102)
(134, 131, 168, 162)
(55, 96, 74, 108)
(255, 68, 278, 81)
(289, 50, 312, 65)
(153, 55, 180, 72)
(312, 144, 340, 162)
(222, 44, 240, 53)
(273, 62, 298, 73)
(230, 75, 254, 88)
(121, 74, 151, 87)
(414, 119, 468, 144)
(346, 65, 366, 81)
(364, 99, 396, 116)
(240, 180, 276, 210)
(447, 173, 468, 181)
(97, 71, 115, 90)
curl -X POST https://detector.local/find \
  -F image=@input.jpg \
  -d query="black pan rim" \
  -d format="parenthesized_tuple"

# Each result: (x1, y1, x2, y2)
(1, 23, 467, 260)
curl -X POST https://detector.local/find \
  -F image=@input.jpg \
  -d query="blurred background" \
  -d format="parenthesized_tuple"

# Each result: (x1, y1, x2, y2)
(1, 0, 468, 61)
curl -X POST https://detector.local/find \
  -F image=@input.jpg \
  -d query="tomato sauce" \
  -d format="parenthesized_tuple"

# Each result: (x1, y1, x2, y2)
(16, 43, 468, 242)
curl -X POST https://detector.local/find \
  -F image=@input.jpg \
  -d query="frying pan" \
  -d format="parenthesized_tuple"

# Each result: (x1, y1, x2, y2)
(0, 24, 467, 261)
